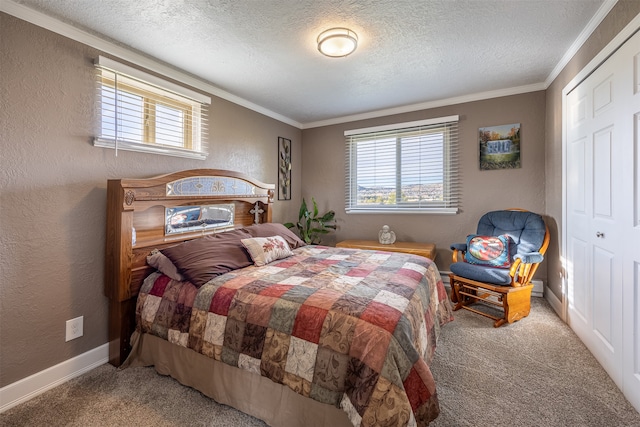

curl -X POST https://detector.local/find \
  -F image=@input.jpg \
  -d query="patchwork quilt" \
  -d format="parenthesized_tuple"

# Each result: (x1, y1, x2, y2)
(136, 246, 453, 426)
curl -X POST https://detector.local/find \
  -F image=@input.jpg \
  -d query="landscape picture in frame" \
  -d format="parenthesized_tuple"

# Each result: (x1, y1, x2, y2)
(479, 123, 521, 170)
(278, 137, 291, 200)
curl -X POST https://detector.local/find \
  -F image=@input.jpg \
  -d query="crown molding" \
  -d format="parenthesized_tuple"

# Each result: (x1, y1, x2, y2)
(562, 11, 640, 96)
(544, 0, 618, 87)
(0, 0, 302, 129)
(2, 0, 619, 131)
(302, 83, 546, 129)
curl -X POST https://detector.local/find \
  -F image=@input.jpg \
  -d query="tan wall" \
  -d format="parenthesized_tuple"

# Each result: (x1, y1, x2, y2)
(544, 2, 640, 300)
(0, 13, 302, 386)
(3, 1, 638, 390)
(301, 91, 547, 272)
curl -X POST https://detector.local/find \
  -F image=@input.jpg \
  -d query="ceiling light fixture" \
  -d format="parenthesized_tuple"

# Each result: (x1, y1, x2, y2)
(317, 28, 358, 58)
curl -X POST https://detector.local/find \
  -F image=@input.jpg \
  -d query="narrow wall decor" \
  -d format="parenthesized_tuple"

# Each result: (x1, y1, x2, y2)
(479, 123, 521, 170)
(278, 137, 292, 200)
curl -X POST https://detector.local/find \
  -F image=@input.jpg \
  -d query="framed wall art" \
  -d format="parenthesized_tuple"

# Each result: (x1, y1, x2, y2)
(278, 137, 291, 200)
(479, 123, 521, 170)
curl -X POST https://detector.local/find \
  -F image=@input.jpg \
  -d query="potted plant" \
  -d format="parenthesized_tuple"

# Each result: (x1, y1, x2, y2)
(284, 197, 336, 244)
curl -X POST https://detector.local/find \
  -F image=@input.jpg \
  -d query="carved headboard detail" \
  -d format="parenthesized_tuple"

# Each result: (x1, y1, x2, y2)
(105, 169, 274, 366)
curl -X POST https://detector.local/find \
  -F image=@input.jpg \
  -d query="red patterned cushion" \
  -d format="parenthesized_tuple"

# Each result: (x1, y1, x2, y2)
(464, 234, 515, 268)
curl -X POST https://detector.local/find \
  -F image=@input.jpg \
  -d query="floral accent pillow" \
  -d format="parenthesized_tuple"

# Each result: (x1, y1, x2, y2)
(241, 235, 293, 266)
(464, 234, 515, 268)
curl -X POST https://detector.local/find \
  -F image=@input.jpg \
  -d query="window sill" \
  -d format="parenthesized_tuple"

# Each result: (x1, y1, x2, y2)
(94, 138, 207, 160)
(345, 207, 458, 214)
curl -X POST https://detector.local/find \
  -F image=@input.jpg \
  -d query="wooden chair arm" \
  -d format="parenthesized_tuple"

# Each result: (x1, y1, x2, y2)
(509, 258, 522, 278)
(509, 258, 541, 287)
(451, 243, 467, 263)
(452, 248, 465, 263)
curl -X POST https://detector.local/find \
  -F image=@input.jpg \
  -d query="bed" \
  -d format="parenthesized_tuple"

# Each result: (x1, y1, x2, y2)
(105, 169, 453, 427)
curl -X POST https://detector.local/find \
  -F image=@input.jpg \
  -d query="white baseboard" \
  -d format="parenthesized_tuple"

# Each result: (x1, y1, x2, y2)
(0, 281, 561, 414)
(0, 343, 109, 413)
(545, 289, 565, 321)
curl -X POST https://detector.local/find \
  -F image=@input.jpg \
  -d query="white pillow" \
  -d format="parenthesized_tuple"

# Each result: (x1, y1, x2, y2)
(241, 236, 293, 266)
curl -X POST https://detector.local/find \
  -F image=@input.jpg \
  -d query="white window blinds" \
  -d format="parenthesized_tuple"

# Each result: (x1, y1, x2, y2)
(345, 116, 459, 214)
(94, 56, 210, 160)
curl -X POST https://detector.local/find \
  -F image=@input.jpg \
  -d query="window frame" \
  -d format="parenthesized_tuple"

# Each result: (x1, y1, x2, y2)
(94, 56, 210, 160)
(345, 115, 459, 214)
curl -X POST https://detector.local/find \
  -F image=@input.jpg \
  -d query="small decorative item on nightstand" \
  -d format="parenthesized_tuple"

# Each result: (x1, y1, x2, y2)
(336, 240, 436, 260)
(378, 225, 396, 245)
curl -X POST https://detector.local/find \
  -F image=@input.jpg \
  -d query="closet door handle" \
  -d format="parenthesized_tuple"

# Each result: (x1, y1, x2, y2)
(596, 232, 605, 238)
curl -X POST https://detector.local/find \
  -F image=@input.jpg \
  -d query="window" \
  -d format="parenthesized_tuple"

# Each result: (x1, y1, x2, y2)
(345, 116, 459, 214)
(94, 56, 210, 159)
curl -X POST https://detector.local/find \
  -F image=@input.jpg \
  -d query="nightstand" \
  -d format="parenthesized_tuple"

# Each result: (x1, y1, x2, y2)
(336, 240, 436, 261)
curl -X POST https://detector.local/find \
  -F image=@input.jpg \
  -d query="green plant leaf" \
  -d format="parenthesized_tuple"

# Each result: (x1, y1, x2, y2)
(298, 198, 308, 221)
(320, 211, 335, 222)
(286, 196, 336, 245)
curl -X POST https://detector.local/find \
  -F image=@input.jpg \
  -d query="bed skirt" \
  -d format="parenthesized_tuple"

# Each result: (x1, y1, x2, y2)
(123, 331, 353, 427)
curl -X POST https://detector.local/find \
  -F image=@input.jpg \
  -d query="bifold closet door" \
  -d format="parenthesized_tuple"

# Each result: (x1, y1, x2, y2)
(566, 29, 640, 412)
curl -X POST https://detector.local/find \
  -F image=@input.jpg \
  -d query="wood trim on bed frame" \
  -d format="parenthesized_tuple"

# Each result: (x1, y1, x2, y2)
(105, 169, 274, 366)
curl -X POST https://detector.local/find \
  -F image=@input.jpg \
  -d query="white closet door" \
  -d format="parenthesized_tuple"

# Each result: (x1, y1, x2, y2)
(566, 29, 640, 412)
(623, 31, 640, 412)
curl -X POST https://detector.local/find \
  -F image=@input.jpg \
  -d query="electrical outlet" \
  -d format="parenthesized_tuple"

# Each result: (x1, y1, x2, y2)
(65, 316, 83, 342)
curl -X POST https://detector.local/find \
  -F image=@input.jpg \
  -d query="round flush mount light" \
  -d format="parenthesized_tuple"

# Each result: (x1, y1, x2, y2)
(317, 27, 358, 57)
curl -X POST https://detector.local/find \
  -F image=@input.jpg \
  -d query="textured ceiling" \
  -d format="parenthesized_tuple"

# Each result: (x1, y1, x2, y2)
(11, 0, 608, 127)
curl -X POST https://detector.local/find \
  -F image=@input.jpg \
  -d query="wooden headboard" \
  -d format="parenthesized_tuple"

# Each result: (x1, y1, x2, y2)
(105, 169, 274, 366)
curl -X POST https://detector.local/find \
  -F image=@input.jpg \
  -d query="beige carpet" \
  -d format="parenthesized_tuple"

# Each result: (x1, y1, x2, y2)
(3, 297, 639, 427)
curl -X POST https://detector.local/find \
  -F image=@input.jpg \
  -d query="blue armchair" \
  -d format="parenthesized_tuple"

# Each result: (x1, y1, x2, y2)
(449, 209, 550, 327)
